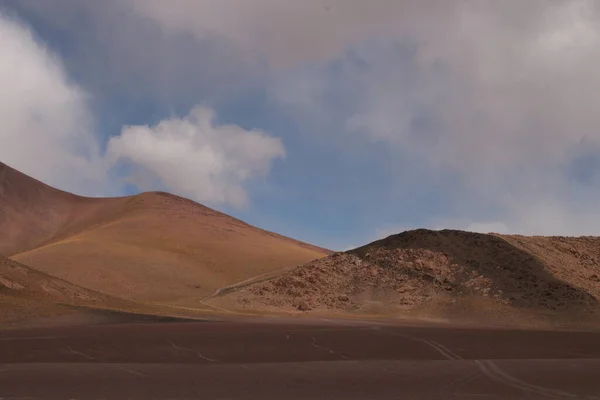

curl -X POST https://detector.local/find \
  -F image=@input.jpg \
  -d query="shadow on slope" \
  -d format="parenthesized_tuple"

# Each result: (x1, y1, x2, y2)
(213, 229, 599, 327)
(351, 229, 597, 310)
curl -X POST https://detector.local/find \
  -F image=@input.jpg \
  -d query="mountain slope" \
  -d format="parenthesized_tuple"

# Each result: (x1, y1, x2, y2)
(1, 162, 330, 305)
(214, 229, 600, 325)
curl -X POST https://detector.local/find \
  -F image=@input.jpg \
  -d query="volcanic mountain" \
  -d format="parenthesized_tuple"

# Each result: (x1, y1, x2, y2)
(0, 162, 330, 309)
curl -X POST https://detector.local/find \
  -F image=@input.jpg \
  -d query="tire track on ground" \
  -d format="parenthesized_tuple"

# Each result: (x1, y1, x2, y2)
(475, 360, 577, 398)
(381, 328, 579, 398)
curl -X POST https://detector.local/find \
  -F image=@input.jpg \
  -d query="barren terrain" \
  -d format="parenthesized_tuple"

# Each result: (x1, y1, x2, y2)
(3, 317, 600, 399)
(5, 160, 600, 329)
(4, 161, 600, 398)
(215, 229, 600, 327)
(0, 162, 329, 315)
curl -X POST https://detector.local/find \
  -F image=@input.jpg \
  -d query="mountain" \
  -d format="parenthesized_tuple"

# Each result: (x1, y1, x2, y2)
(0, 162, 330, 307)
(213, 229, 600, 326)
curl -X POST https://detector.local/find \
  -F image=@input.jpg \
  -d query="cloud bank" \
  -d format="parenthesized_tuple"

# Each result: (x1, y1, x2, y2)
(264, 0, 600, 237)
(5, 0, 600, 248)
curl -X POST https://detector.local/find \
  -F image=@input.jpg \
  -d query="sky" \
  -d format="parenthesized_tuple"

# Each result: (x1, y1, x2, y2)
(2, 0, 600, 250)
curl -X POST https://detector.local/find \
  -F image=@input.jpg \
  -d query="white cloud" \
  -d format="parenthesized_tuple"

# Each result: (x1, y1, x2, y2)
(107, 106, 285, 207)
(0, 13, 107, 195)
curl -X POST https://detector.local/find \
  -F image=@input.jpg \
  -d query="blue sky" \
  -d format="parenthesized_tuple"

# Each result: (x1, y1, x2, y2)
(2, 0, 600, 250)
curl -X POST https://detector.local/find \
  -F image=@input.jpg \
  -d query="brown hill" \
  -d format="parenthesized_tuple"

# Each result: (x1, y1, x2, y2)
(0, 162, 330, 307)
(214, 229, 600, 326)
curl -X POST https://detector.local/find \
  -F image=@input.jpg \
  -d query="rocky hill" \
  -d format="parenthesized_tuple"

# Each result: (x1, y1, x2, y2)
(213, 229, 600, 326)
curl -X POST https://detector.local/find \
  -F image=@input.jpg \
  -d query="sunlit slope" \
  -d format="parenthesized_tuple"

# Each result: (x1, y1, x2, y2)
(1, 162, 330, 304)
(13, 192, 329, 302)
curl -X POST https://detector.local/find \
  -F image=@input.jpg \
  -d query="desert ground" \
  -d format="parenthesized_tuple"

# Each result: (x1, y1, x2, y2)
(2, 316, 600, 399)
(3, 161, 600, 398)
